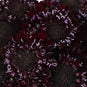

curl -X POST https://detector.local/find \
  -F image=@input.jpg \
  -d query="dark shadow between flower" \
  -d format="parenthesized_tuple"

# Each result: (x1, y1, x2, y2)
(0, 20, 15, 48)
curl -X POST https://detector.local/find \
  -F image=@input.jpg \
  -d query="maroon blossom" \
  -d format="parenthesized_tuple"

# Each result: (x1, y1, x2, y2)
(0, 0, 35, 21)
(46, 41, 87, 87)
(0, 26, 54, 87)
(26, 2, 83, 50)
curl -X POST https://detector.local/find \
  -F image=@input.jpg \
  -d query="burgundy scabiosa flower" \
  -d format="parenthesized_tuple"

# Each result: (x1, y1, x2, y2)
(0, 0, 36, 21)
(0, 0, 37, 47)
(46, 41, 87, 87)
(1, 25, 54, 87)
(26, 1, 83, 49)
(50, 54, 87, 87)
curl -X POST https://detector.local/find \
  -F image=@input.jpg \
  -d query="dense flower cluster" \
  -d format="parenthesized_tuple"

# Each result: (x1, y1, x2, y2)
(0, 0, 87, 87)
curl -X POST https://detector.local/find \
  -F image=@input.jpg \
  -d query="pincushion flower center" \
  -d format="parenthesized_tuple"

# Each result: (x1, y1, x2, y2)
(47, 21, 64, 42)
(14, 50, 36, 71)
(9, 1, 27, 17)
(51, 64, 77, 87)
(0, 21, 14, 47)
(0, 57, 7, 81)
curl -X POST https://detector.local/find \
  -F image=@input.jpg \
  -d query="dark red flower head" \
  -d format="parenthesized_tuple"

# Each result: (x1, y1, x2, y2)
(26, 2, 83, 50)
